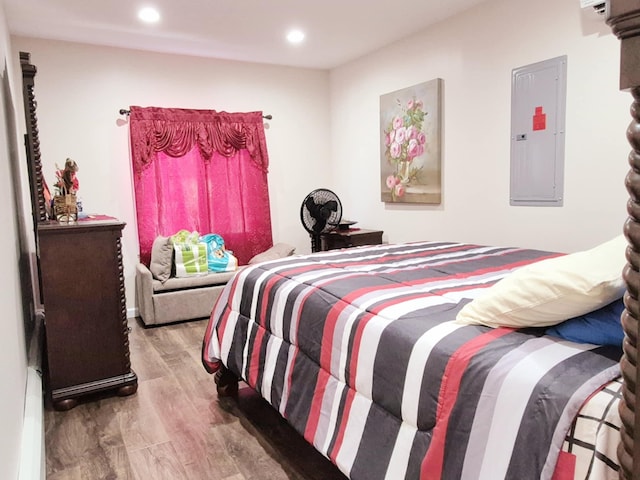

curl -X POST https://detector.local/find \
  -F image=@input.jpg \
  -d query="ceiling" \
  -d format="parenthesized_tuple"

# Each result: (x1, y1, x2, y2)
(2, 0, 490, 70)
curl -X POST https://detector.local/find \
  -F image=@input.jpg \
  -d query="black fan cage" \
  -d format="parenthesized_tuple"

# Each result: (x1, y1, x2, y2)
(300, 188, 343, 235)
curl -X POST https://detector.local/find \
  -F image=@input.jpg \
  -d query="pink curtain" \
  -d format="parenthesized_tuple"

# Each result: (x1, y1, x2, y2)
(129, 106, 273, 266)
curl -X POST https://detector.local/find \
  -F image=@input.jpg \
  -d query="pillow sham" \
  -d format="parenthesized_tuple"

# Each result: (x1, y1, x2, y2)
(545, 297, 625, 346)
(455, 235, 627, 328)
(149, 235, 173, 282)
(248, 242, 296, 265)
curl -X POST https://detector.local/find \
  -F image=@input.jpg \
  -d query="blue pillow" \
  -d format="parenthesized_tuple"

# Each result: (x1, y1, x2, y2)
(545, 298, 625, 346)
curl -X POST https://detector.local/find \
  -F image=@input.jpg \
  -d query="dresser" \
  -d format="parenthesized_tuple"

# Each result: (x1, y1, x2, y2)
(38, 218, 137, 410)
(318, 228, 384, 252)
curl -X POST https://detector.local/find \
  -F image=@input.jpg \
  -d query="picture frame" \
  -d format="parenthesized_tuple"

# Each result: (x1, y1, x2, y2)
(380, 78, 442, 204)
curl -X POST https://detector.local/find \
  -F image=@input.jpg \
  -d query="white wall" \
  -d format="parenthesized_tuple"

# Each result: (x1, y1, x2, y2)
(0, 2, 29, 478)
(0, 1, 630, 476)
(10, 37, 332, 311)
(11, 0, 633, 317)
(330, 0, 630, 253)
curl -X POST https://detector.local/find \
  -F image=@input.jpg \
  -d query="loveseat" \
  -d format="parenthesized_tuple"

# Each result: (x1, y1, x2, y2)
(135, 237, 295, 326)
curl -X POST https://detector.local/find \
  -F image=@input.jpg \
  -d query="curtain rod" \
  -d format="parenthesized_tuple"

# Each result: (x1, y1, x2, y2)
(118, 108, 272, 120)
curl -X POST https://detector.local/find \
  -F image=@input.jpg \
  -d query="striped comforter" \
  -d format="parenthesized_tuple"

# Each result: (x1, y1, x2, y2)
(202, 241, 622, 480)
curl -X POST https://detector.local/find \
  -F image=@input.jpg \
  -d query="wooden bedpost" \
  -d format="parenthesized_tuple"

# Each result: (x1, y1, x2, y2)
(606, 2, 640, 479)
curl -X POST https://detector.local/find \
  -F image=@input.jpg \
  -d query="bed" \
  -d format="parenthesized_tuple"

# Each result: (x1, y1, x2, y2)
(201, 2, 640, 479)
(202, 240, 625, 479)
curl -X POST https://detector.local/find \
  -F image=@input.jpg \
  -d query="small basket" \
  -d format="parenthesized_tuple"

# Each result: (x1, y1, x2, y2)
(53, 194, 78, 223)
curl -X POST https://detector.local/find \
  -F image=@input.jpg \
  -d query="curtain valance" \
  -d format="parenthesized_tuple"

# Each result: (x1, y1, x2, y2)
(129, 106, 268, 174)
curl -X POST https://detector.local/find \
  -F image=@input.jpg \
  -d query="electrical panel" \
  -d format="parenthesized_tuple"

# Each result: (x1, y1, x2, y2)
(510, 55, 567, 207)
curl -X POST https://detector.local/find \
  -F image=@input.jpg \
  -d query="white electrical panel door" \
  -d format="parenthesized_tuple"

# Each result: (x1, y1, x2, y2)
(510, 55, 567, 206)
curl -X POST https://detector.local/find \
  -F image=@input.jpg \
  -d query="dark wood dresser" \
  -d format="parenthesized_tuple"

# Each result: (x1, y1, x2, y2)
(319, 228, 383, 252)
(38, 217, 137, 410)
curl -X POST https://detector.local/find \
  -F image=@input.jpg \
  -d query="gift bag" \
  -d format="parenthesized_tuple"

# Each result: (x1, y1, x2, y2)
(171, 230, 208, 277)
(200, 233, 238, 272)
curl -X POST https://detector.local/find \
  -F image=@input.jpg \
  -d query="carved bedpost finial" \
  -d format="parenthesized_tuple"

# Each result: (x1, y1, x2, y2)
(19, 51, 36, 77)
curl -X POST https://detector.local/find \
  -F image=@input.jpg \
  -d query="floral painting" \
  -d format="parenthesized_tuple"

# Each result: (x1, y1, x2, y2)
(380, 79, 442, 204)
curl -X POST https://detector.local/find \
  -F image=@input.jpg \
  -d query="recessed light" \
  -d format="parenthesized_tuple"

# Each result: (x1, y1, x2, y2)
(286, 29, 305, 44)
(138, 6, 160, 23)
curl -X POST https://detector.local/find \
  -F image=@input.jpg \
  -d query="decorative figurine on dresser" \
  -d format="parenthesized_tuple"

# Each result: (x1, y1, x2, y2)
(20, 51, 137, 410)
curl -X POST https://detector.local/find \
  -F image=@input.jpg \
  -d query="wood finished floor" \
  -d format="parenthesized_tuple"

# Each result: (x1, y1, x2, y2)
(44, 317, 348, 480)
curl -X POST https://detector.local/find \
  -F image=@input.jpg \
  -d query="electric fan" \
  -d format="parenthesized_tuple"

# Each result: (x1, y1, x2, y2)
(300, 188, 343, 252)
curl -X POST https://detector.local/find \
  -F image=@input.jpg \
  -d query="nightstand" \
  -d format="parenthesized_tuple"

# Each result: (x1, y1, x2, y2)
(318, 229, 383, 252)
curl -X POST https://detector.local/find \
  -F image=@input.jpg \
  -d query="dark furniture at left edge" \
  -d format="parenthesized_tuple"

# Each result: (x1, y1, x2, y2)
(38, 218, 137, 411)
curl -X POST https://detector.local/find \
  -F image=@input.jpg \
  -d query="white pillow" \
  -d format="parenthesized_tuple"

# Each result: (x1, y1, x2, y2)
(455, 235, 627, 328)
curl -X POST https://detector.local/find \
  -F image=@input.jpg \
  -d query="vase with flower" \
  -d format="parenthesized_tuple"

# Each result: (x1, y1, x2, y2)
(383, 97, 428, 201)
(52, 158, 79, 223)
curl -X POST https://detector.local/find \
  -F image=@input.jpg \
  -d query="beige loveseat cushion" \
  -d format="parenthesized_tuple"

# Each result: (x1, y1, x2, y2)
(249, 242, 296, 264)
(152, 269, 239, 292)
(149, 235, 173, 282)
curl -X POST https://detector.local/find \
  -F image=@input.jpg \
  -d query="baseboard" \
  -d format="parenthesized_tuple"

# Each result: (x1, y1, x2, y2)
(20, 310, 45, 480)
(127, 307, 138, 319)
(20, 367, 45, 480)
